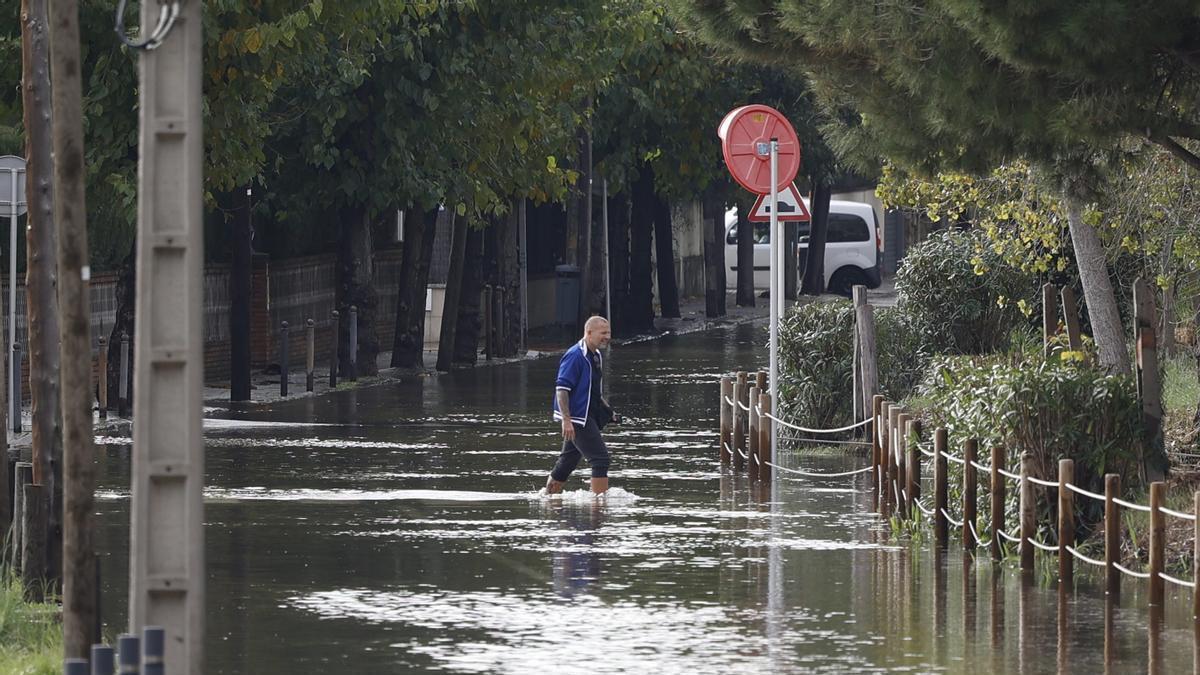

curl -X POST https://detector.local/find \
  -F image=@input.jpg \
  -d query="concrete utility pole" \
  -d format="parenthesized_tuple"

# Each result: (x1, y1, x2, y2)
(47, 0, 95, 659)
(127, 1, 205, 672)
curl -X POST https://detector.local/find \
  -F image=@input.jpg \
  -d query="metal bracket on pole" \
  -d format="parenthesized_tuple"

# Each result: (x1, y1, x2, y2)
(129, 1, 204, 672)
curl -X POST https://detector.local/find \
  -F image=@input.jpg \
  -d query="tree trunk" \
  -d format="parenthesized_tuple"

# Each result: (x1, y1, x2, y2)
(1159, 237, 1177, 356)
(22, 0, 63, 584)
(784, 221, 799, 300)
(229, 186, 252, 400)
(107, 247, 134, 405)
(437, 215, 469, 371)
(1064, 191, 1131, 376)
(652, 189, 680, 318)
(735, 193, 755, 306)
(452, 226, 483, 365)
(608, 192, 632, 335)
(48, 0, 96, 656)
(701, 187, 725, 318)
(627, 169, 657, 334)
(390, 208, 438, 368)
(577, 124, 593, 329)
(802, 182, 832, 295)
(495, 205, 521, 357)
(587, 181, 608, 319)
(337, 208, 379, 376)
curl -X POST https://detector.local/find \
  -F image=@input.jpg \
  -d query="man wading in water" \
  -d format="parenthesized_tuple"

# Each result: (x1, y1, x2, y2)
(546, 316, 616, 496)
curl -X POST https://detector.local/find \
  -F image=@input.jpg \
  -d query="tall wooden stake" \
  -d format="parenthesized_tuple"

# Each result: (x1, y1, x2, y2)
(48, 0, 95, 658)
(1134, 278, 1166, 482)
(22, 0, 64, 584)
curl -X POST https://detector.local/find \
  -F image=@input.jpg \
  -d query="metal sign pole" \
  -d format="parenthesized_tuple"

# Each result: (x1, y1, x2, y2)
(769, 139, 779, 463)
(8, 168, 16, 427)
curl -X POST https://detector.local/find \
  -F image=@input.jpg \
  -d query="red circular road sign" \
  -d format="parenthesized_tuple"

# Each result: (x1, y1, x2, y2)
(718, 105, 801, 195)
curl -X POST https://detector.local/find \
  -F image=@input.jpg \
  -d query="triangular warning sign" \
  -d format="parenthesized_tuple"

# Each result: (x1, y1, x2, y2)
(748, 183, 811, 222)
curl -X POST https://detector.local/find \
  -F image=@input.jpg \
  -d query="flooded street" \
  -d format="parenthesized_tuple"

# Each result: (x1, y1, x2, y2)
(93, 323, 1196, 672)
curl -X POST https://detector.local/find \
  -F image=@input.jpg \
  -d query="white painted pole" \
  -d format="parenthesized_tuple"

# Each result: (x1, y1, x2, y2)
(769, 140, 779, 463)
(9, 168, 16, 426)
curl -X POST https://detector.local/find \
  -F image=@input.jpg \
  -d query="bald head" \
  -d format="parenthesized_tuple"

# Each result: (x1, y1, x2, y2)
(583, 316, 611, 351)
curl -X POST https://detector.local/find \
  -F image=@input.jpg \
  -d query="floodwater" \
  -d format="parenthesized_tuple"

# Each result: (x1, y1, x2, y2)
(93, 323, 1198, 673)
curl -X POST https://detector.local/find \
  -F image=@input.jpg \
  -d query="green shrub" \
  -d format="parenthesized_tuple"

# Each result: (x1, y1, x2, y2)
(919, 354, 1141, 525)
(0, 566, 61, 675)
(896, 229, 1036, 354)
(778, 300, 930, 430)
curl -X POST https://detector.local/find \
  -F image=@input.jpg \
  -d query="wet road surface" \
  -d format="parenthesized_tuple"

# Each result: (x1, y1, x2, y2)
(94, 323, 1196, 672)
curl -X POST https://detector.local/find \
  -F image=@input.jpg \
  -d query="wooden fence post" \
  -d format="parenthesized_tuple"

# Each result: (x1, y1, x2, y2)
(887, 405, 901, 512)
(856, 295, 879, 433)
(719, 376, 732, 466)
(1150, 481, 1165, 606)
(21, 483, 46, 601)
(747, 385, 760, 481)
(934, 427, 948, 545)
(852, 287, 864, 427)
(758, 393, 771, 482)
(1061, 287, 1084, 362)
(1134, 278, 1166, 482)
(906, 418, 919, 520)
(12, 461, 31, 569)
(1042, 283, 1057, 358)
(964, 439, 978, 551)
(871, 395, 884, 492)
(1193, 491, 1199, 618)
(755, 370, 766, 395)
(1020, 453, 1035, 572)
(1058, 459, 1074, 584)
(733, 372, 747, 472)
(991, 447, 1006, 562)
(1105, 474, 1121, 596)
(897, 412, 911, 516)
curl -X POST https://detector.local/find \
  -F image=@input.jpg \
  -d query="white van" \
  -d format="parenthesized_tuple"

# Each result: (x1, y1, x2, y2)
(724, 199, 882, 296)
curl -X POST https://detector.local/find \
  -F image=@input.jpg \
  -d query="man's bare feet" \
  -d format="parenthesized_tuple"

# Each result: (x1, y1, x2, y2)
(590, 477, 609, 495)
(545, 475, 565, 494)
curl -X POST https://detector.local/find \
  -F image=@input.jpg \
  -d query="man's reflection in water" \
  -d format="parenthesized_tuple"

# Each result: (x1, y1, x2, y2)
(549, 501, 605, 597)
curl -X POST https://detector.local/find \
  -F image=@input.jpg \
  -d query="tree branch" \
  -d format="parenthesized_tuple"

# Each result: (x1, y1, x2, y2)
(1147, 133, 1200, 172)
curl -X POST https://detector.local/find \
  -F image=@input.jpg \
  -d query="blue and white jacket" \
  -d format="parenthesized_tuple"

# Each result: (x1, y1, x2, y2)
(552, 339, 600, 425)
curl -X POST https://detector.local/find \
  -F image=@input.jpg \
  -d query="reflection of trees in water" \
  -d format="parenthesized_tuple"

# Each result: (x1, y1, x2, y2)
(549, 502, 605, 598)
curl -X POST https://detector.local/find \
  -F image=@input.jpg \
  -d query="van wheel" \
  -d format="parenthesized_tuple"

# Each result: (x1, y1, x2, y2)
(828, 268, 867, 297)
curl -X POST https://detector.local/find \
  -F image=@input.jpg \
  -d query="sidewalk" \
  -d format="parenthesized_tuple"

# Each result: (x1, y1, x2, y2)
(202, 281, 896, 407)
(6, 282, 898, 452)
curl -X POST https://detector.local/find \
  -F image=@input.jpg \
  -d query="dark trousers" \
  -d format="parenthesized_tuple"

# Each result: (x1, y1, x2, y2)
(551, 417, 611, 480)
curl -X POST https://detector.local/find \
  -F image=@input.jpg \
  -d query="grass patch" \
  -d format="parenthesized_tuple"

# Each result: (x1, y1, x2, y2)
(0, 563, 62, 675)
(1163, 354, 1199, 415)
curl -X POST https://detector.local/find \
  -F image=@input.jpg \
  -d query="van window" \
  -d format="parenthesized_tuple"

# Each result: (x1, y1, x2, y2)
(726, 222, 772, 245)
(827, 213, 870, 243)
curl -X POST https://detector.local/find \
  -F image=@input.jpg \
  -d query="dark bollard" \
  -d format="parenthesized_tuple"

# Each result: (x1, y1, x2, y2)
(142, 626, 165, 675)
(11, 342, 21, 433)
(279, 321, 290, 398)
(118, 332, 130, 417)
(91, 644, 115, 675)
(117, 634, 139, 674)
(98, 336, 108, 419)
(64, 659, 89, 675)
(484, 285, 493, 361)
(348, 305, 358, 381)
(305, 319, 315, 392)
(329, 310, 340, 388)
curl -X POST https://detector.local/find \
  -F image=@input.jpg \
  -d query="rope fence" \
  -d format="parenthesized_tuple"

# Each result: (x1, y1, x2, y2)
(716, 374, 1200, 630)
